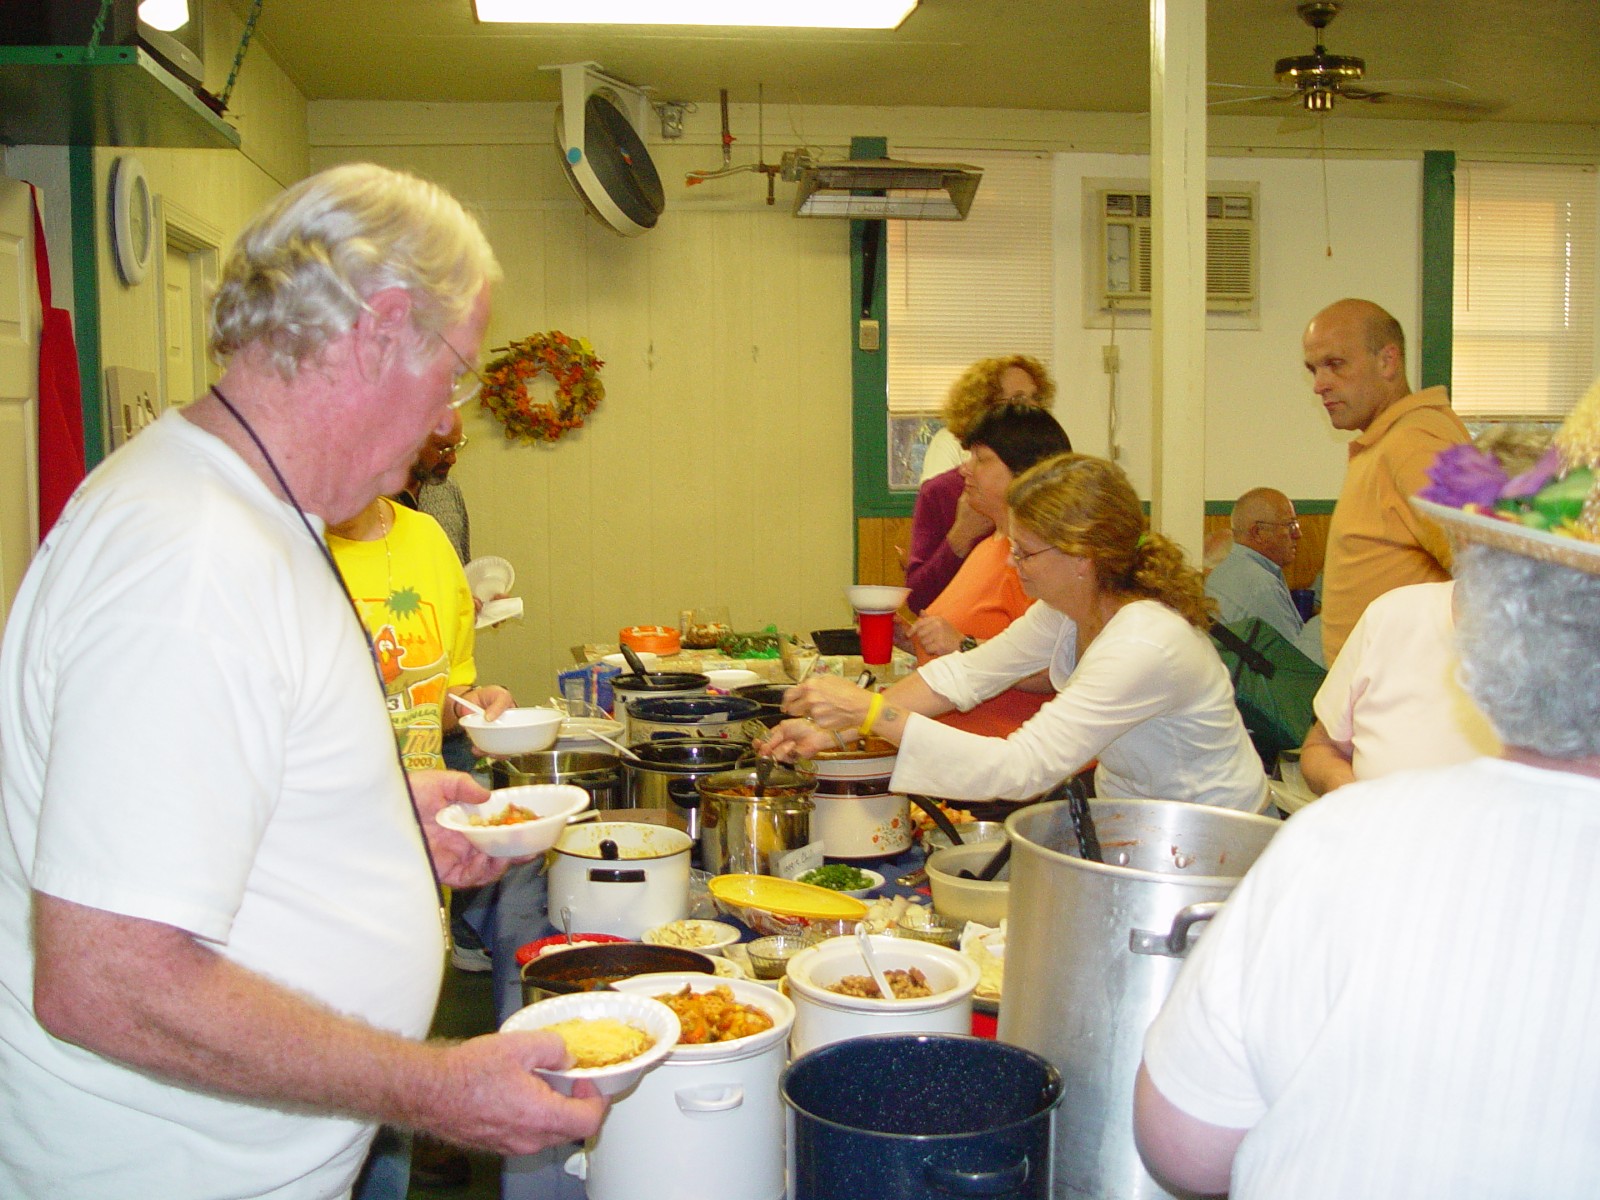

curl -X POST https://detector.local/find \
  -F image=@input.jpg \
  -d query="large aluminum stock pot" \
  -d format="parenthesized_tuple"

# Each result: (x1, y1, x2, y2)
(999, 798, 1282, 1200)
(622, 738, 754, 846)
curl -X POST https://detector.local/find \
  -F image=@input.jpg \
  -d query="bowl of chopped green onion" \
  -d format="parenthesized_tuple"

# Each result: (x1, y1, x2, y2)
(797, 864, 884, 899)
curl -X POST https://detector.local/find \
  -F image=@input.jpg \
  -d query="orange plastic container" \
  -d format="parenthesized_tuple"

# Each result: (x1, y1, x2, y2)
(619, 624, 681, 655)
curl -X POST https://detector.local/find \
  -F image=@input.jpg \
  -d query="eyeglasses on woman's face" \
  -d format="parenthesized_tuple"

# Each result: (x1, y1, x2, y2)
(1009, 539, 1059, 568)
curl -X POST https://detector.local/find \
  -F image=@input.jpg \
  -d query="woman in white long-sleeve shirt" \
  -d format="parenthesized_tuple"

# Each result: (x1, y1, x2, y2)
(767, 454, 1268, 811)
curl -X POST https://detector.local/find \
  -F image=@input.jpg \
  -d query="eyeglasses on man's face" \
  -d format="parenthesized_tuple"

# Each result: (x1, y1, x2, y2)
(1253, 518, 1302, 535)
(435, 331, 484, 412)
(438, 434, 468, 456)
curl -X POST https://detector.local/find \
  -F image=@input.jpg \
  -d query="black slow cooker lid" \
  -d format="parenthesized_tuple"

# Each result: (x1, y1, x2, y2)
(613, 671, 711, 691)
(629, 695, 763, 721)
(628, 738, 754, 769)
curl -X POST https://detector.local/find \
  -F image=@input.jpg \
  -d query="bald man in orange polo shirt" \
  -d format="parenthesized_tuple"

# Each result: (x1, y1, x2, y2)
(1304, 299, 1470, 663)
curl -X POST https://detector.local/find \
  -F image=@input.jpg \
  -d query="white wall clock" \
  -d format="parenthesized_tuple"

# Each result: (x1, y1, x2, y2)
(109, 155, 153, 287)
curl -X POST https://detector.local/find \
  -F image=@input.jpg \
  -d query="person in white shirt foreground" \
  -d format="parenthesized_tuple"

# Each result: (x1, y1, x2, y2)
(1134, 408, 1600, 1199)
(0, 162, 604, 1200)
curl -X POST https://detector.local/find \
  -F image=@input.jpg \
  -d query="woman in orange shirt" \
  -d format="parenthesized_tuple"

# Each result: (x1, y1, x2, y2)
(908, 403, 1071, 736)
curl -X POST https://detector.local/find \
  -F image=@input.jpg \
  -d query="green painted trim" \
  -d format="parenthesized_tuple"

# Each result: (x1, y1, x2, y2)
(1204, 499, 1337, 516)
(849, 135, 912, 524)
(70, 145, 105, 469)
(1419, 151, 1455, 393)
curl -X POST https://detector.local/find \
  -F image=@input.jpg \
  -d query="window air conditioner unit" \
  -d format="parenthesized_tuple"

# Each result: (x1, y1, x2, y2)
(1097, 189, 1258, 312)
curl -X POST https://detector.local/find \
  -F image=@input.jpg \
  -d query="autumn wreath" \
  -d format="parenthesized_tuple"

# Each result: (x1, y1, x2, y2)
(479, 331, 605, 445)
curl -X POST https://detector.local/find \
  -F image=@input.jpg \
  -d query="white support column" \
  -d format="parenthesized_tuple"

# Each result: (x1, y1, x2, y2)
(1149, 0, 1207, 562)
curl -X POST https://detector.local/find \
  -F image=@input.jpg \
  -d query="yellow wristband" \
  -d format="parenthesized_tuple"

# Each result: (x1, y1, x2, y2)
(859, 692, 886, 738)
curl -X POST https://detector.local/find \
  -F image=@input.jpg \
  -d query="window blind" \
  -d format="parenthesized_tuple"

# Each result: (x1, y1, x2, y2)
(1452, 161, 1597, 418)
(886, 150, 1054, 415)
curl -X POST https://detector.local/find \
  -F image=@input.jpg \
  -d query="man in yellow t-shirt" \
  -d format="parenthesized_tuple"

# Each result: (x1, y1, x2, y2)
(1302, 298, 1469, 663)
(327, 496, 511, 771)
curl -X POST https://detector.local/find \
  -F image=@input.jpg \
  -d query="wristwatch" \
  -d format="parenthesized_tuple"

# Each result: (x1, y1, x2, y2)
(959, 636, 979, 652)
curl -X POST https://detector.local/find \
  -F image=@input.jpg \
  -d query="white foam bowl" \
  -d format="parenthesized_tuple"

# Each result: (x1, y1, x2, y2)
(704, 668, 763, 692)
(641, 919, 742, 956)
(460, 706, 564, 756)
(500, 991, 680, 1097)
(465, 555, 515, 603)
(846, 584, 911, 614)
(436, 784, 590, 858)
(556, 716, 626, 748)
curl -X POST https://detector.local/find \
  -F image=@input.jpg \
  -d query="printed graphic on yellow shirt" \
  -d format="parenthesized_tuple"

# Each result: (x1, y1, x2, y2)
(356, 587, 451, 772)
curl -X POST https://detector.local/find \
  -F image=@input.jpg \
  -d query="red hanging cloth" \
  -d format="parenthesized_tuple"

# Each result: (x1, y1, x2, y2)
(33, 185, 87, 540)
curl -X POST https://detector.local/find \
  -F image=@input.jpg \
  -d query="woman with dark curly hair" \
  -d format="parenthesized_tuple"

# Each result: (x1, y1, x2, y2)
(904, 355, 1060, 612)
(769, 454, 1268, 811)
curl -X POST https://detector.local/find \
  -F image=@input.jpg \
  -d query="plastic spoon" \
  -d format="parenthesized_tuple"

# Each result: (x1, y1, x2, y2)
(449, 692, 492, 721)
(585, 728, 643, 762)
(856, 927, 896, 1001)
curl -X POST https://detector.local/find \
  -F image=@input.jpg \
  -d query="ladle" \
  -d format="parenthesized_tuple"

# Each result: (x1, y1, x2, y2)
(856, 926, 896, 1002)
(620, 643, 650, 677)
(559, 906, 574, 946)
(753, 755, 775, 800)
(907, 794, 965, 849)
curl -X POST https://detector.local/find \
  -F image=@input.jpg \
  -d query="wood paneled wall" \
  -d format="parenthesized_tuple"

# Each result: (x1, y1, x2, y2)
(858, 513, 1330, 594)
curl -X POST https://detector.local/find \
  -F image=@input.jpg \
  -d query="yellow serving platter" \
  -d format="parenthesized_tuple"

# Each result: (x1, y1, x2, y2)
(709, 874, 869, 922)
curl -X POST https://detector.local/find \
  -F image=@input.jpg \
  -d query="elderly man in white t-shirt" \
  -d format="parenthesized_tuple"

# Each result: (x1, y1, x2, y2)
(0, 164, 604, 1200)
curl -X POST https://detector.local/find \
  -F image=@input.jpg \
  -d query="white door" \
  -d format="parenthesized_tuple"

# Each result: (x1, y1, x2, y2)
(0, 177, 40, 627)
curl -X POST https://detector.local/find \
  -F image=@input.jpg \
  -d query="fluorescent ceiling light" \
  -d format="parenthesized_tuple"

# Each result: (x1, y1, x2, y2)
(137, 0, 190, 32)
(475, 1, 918, 29)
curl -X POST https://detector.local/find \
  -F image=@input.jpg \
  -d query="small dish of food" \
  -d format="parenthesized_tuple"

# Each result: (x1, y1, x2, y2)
(459, 706, 565, 756)
(435, 784, 589, 858)
(895, 905, 962, 949)
(500, 991, 680, 1097)
(641, 919, 742, 956)
(744, 933, 815, 981)
(796, 864, 884, 899)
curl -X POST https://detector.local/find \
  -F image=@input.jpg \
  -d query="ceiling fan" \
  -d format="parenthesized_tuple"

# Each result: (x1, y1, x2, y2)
(1209, 1, 1496, 119)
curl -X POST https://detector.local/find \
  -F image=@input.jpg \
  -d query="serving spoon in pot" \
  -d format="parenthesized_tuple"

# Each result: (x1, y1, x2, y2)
(856, 926, 896, 1001)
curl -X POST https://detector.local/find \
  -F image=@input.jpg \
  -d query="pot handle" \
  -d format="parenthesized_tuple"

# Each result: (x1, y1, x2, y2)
(674, 1083, 744, 1113)
(1129, 900, 1225, 958)
(924, 1155, 1030, 1195)
(666, 777, 701, 808)
(587, 868, 646, 883)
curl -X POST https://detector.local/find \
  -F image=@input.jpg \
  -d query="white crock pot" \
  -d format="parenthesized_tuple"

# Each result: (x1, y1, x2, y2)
(546, 821, 692, 938)
(810, 792, 913, 859)
(784, 934, 980, 1057)
(570, 973, 796, 1200)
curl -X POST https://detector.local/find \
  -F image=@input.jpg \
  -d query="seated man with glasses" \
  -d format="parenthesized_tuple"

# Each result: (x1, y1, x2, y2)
(1205, 488, 1323, 665)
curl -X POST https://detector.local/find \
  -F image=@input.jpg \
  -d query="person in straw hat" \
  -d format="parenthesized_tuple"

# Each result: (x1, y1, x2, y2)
(1133, 380, 1600, 1199)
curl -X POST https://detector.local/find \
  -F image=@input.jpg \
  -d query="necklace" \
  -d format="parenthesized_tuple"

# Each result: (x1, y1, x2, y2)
(208, 385, 450, 945)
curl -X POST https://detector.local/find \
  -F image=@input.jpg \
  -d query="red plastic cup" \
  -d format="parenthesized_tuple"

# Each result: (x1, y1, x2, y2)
(857, 609, 895, 665)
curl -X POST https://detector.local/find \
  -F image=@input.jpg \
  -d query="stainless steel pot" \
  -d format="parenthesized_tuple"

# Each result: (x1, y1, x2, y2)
(487, 749, 626, 810)
(622, 738, 754, 845)
(696, 765, 816, 876)
(999, 799, 1282, 1200)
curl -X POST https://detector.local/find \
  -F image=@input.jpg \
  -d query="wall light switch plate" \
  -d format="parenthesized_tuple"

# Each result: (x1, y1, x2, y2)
(858, 318, 881, 352)
(105, 366, 160, 449)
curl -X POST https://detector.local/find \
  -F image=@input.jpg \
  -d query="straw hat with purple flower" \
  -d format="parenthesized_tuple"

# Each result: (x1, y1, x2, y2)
(1414, 378, 1600, 574)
